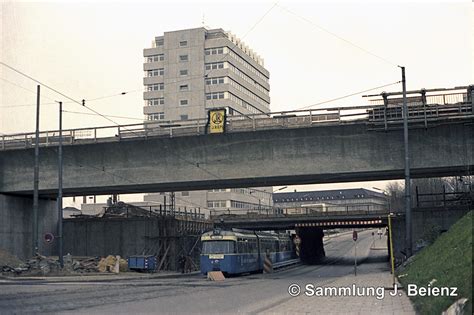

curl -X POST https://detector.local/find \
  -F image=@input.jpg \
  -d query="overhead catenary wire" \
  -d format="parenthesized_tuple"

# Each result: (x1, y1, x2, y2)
(62, 110, 144, 121)
(0, 61, 142, 136)
(0, 77, 57, 102)
(296, 81, 401, 110)
(204, 1, 277, 119)
(276, 4, 399, 68)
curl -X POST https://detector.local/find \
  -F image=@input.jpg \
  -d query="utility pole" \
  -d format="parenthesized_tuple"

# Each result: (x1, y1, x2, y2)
(57, 101, 64, 268)
(401, 66, 412, 257)
(170, 192, 176, 213)
(33, 85, 40, 256)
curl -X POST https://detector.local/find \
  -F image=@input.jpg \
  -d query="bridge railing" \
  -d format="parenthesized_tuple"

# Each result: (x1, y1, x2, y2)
(210, 204, 389, 219)
(1, 97, 472, 150)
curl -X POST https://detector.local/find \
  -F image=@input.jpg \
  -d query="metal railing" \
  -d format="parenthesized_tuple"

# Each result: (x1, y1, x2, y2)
(1, 96, 472, 151)
(210, 204, 389, 219)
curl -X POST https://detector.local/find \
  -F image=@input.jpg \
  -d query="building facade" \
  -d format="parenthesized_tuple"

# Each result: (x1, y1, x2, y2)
(273, 189, 388, 214)
(143, 27, 270, 122)
(142, 27, 273, 216)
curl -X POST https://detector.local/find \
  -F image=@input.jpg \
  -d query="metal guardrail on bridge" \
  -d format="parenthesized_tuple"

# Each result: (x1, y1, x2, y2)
(1, 86, 472, 150)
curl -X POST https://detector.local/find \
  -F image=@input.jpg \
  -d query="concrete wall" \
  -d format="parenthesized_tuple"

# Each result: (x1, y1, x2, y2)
(63, 217, 211, 271)
(0, 194, 57, 259)
(391, 207, 471, 262)
(1, 122, 472, 197)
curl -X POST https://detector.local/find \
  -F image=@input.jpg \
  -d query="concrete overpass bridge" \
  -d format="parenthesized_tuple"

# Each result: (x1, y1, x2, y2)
(0, 102, 472, 197)
(0, 92, 473, 258)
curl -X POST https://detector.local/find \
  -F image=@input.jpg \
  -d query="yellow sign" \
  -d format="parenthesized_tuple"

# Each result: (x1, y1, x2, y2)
(208, 109, 226, 134)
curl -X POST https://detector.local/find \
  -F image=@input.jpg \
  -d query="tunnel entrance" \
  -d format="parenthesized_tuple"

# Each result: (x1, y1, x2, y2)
(296, 227, 325, 264)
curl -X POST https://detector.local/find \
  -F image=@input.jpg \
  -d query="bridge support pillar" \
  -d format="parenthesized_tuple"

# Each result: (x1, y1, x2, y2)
(0, 194, 57, 259)
(296, 227, 325, 264)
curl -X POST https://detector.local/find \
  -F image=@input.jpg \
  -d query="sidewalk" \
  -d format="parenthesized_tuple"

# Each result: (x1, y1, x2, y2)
(263, 236, 415, 315)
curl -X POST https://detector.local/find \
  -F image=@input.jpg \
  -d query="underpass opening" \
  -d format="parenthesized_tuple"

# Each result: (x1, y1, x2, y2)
(295, 224, 391, 266)
(295, 227, 325, 264)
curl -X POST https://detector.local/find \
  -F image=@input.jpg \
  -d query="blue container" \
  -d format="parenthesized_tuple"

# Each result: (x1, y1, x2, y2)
(128, 255, 157, 271)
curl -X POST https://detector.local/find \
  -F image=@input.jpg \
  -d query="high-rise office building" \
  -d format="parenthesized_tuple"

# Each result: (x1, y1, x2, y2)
(143, 27, 270, 121)
(142, 27, 272, 217)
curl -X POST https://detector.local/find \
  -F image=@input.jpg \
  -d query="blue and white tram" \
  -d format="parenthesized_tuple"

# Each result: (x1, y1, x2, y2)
(200, 228, 295, 275)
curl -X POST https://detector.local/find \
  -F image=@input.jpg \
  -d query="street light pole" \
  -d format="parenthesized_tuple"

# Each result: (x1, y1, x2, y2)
(33, 85, 40, 256)
(400, 66, 412, 257)
(57, 101, 64, 268)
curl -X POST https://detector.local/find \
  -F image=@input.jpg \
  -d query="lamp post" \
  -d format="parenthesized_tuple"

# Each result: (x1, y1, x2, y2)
(57, 101, 64, 268)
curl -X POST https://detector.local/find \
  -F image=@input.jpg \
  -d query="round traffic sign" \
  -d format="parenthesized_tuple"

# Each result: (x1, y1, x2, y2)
(44, 233, 54, 244)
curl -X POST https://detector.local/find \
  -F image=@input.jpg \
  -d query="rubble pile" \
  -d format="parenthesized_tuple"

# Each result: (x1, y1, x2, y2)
(97, 255, 128, 273)
(1, 252, 128, 276)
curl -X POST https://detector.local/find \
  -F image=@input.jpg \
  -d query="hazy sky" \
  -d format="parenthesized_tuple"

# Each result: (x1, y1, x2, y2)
(1, 0, 472, 203)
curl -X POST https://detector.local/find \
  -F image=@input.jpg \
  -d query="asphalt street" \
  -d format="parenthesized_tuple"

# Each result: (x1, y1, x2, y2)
(0, 230, 395, 314)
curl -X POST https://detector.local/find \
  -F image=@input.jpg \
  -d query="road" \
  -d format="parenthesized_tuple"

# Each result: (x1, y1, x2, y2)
(0, 230, 414, 314)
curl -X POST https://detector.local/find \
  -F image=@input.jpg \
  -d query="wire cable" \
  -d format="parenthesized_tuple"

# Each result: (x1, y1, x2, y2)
(277, 4, 399, 68)
(296, 81, 401, 110)
(62, 110, 144, 121)
(0, 61, 142, 136)
(0, 77, 57, 102)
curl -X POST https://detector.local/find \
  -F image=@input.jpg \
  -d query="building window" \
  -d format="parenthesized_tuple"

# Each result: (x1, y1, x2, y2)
(206, 92, 225, 100)
(179, 40, 188, 47)
(205, 62, 225, 70)
(181, 191, 189, 196)
(205, 77, 225, 85)
(179, 54, 188, 62)
(147, 83, 164, 91)
(207, 200, 227, 208)
(180, 114, 188, 121)
(180, 99, 188, 106)
(147, 112, 165, 121)
(147, 68, 164, 77)
(205, 47, 225, 55)
(156, 38, 164, 46)
(179, 69, 188, 76)
(179, 84, 189, 91)
(147, 98, 164, 106)
(146, 54, 164, 63)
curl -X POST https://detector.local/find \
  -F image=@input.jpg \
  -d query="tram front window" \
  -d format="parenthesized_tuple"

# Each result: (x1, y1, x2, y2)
(202, 241, 235, 254)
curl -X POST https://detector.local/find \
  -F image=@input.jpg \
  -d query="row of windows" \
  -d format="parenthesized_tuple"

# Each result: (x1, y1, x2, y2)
(146, 98, 164, 106)
(144, 67, 189, 78)
(205, 77, 226, 85)
(205, 75, 268, 108)
(154, 38, 187, 47)
(230, 200, 262, 209)
(207, 200, 227, 208)
(229, 93, 263, 114)
(147, 113, 189, 121)
(147, 83, 164, 91)
(205, 91, 263, 115)
(205, 62, 226, 71)
(146, 98, 189, 107)
(230, 188, 271, 199)
(146, 83, 189, 92)
(147, 112, 165, 121)
(205, 47, 226, 55)
(228, 49, 269, 83)
(228, 76, 269, 107)
(206, 92, 226, 100)
(146, 54, 165, 63)
(276, 194, 363, 203)
(228, 62, 269, 96)
(147, 68, 164, 77)
(208, 189, 228, 192)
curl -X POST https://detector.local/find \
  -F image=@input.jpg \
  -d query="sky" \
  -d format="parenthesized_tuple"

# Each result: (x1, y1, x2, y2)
(1, 0, 472, 204)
